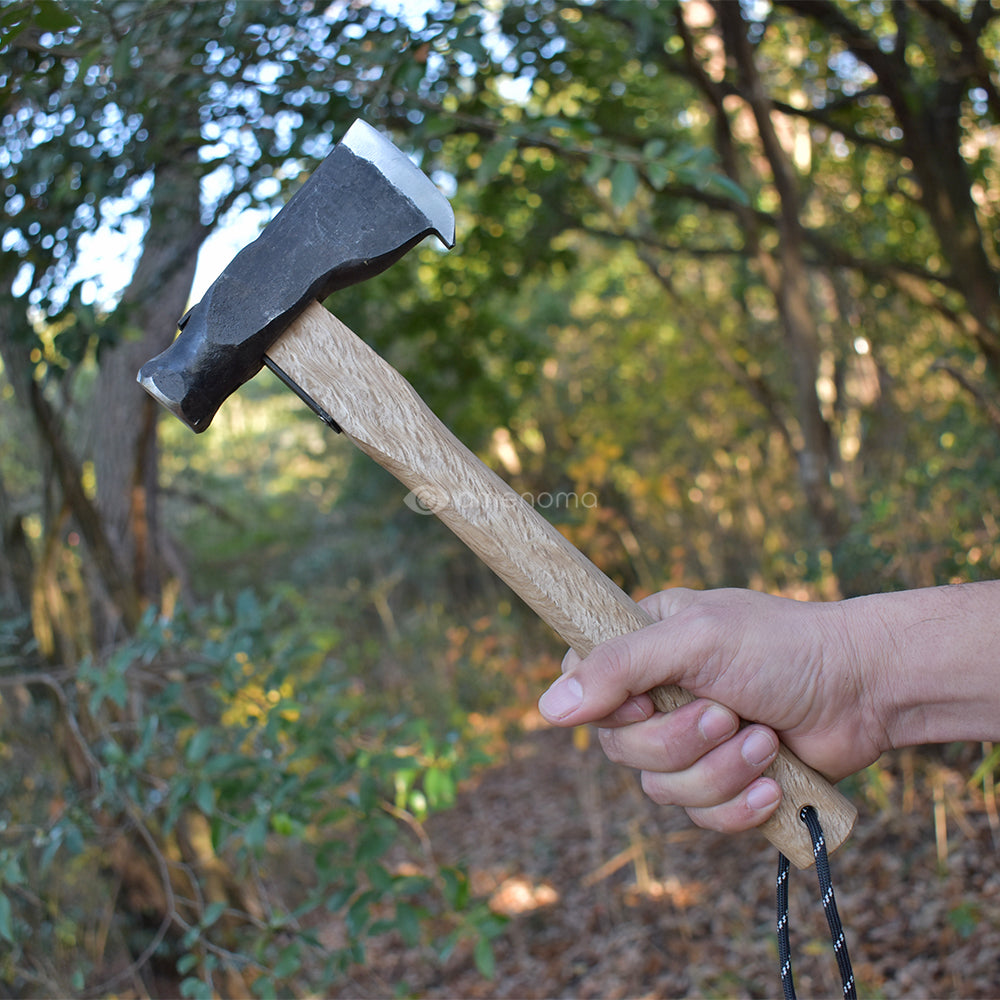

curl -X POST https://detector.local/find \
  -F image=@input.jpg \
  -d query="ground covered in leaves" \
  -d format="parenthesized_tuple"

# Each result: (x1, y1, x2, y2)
(331, 720, 1000, 999)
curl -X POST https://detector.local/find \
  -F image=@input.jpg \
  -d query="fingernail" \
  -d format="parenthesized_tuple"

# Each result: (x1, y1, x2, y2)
(616, 697, 652, 724)
(699, 705, 737, 742)
(538, 676, 584, 720)
(746, 779, 780, 811)
(741, 729, 777, 767)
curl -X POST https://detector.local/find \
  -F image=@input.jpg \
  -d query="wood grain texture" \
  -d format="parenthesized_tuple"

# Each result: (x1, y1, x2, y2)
(267, 300, 857, 869)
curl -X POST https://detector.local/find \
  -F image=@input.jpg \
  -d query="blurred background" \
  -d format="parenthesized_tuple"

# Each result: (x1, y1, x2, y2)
(1, 1, 998, 996)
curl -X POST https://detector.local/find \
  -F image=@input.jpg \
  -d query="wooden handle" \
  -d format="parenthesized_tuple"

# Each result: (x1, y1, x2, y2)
(266, 301, 856, 868)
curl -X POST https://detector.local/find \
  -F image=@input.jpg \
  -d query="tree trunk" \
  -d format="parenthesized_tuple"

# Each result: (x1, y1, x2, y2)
(0, 473, 34, 616)
(91, 156, 205, 645)
(0, 274, 142, 650)
(780, 0, 1000, 379)
(715, 2, 846, 554)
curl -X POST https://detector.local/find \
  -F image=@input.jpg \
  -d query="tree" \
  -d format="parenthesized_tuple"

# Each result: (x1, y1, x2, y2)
(2, 0, 999, 992)
(1, 0, 436, 646)
(5, 0, 998, 647)
(1, 4, 500, 992)
(366, 0, 1000, 592)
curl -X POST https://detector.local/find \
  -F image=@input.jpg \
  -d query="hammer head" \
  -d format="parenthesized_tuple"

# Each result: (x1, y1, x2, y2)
(137, 120, 455, 432)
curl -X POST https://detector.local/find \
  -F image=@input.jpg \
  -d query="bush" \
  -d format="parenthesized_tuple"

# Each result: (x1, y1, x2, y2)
(0, 590, 500, 996)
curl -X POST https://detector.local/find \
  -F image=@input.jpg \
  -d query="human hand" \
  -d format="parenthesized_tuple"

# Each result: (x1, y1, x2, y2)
(538, 587, 891, 834)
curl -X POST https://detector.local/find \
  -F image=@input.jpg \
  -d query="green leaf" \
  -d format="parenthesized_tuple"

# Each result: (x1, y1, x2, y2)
(180, 976, 213, 1000)
(452, 32, 488, 63)
(646, 159, 672, 191)
(441, 867, 470, 911)
(0, 851, 25, 888)
(610, 160, 639, 211)
(181, 922, 201, 951)
(324, 885, 355, 913)
(407, 788, 428, 820)
(270, 811, 295, 836)
(393, 873, 430, 897)
(583, 153, 611, 185)
(0, 4, 28, 30)
(704, 172, 749, 205)
(112, 38, 131, 80)
(395, 901, 421, 947)
(201, 900, 226, 928)
(643, 137, 668, 160)
(346, 891, 374, 937)
(0, 892, 13, 944)
(393, 767, 417, 809)
(476, 137, 516, 185)
(235, 588, 260, 626)
(186, 729, 214, 764)
(473, 935, 496, 979)
(0, 7, 30, 46)
(34, 1, 79, 33)
(202, 752, 250, 777)
(244, 814, 268, 853)
(194, 780, 214, 815)
(177, 952, 199, 975)
(272, 942, 301, 979)
(355, 826, 388, 863)
(948, 901, 980, 939)
(358, 772, 377, 813)
(423, 766, 455, 809)
(368, 863, 393, 894)
(437, 928, 460, 964)
(39, 831, 63, 874)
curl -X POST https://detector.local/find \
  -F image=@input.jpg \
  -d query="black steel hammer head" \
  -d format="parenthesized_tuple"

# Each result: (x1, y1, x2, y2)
(137, 120, 455, 432)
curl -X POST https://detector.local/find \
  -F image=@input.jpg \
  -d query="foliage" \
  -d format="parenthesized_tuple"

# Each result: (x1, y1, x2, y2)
(411, 0, 1000, 593)
(0, 590, 503, 997)
(2, 0, 376, 332)
(2, 0, 1000, 992)
(5, 0, 999, 599)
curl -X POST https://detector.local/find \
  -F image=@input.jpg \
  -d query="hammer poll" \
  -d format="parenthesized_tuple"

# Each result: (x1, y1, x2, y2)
(138, 120, 856, 869)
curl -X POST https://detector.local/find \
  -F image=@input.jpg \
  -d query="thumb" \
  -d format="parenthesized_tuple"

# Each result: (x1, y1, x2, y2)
(537, 673, 588, 724)
(538, 625, 696, 726)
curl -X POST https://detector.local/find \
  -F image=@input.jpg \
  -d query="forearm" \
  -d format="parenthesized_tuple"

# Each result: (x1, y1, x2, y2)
(846, 580, 1000, 750)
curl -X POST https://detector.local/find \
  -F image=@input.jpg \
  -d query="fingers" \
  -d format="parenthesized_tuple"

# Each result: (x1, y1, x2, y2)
(586, 696, 782, 832)
(543, 588, 804, 834)
(685, 778, 782, 832)
(597, 699, 739, 772)
(632, 725, 778, 808)
(540, 687, 783, 833)
(597, 693, 657, 727)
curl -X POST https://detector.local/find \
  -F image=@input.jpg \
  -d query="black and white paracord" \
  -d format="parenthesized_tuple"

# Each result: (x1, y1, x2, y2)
(777, 806, 856, 1000)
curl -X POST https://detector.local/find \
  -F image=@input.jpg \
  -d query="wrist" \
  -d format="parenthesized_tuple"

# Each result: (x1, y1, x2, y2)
(843, 582, 1000, 751)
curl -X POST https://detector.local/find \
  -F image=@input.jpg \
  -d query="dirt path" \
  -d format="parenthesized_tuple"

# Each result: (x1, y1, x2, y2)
(334, 724, 1000, 999)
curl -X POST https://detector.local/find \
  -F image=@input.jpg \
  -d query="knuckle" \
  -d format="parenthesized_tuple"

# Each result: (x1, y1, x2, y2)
(639, 587, 692, 621)
(598, 634, 639, 687)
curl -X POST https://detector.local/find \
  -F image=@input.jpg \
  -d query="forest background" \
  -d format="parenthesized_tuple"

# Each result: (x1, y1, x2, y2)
(1, 0, 999, 996)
